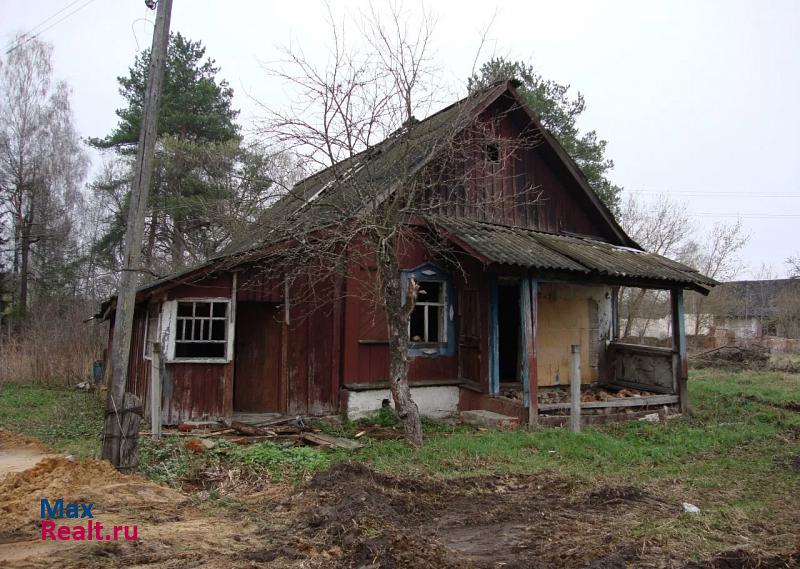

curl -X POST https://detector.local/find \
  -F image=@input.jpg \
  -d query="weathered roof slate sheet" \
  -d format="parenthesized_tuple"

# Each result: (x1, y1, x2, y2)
(431, 216, 716, 289)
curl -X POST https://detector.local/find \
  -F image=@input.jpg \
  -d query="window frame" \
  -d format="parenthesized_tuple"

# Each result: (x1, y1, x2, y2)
(409, 280, 447, 346)
(143, 302, 162, 361)
(402, 263, 456, 358)
(162, 297, 234, 364)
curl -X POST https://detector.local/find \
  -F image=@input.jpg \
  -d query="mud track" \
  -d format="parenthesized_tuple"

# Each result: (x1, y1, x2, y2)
(0, 443, 797, 568)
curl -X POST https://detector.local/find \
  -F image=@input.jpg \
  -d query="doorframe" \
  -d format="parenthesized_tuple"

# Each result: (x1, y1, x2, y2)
(488, 275, 538, 411)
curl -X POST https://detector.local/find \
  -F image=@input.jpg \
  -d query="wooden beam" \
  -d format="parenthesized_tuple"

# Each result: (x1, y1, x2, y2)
(519, 279, 532, 409)
(671, 288, 689, 413)
(538, 394, 679, 411)
(488, 274, 499, 395)
(570, 345, 581, 433)
(103, 0, 172, 468)
(150, 343, 162, 439)
(528, 278, 539, 425)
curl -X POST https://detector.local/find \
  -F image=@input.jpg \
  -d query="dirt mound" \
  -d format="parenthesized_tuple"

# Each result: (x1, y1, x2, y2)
(0, 429, 49, 452)
(0, 456, 185, 538)
(268, 462, 682, 568)
(684, 549, 800, 568)
(586, 485, 647, 505)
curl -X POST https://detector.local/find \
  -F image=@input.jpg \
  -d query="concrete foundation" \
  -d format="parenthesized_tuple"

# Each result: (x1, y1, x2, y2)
(342, 384, 459, 420)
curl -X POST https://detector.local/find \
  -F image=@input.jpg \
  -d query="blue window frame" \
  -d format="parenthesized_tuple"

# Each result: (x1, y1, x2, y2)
(401, 263, 456, 358)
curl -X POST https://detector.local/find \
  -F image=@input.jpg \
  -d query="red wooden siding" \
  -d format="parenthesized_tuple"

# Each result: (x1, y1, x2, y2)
(428, 101, 615, 241)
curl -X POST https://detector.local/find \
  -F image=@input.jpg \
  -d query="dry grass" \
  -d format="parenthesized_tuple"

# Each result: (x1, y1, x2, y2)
(0, 298, 106, 386)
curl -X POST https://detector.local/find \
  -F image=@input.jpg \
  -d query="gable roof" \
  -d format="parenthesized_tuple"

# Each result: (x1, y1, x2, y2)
(225, 80, 637, 256)
(114, 79, 711, 306)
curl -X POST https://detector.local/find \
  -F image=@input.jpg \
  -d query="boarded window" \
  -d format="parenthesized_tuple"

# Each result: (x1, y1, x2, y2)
(174, 300, 229, 359)
(410, 280, 446, 344)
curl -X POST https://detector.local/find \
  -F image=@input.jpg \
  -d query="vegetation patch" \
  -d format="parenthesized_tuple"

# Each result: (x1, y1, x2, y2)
(0, 384, 103, 457)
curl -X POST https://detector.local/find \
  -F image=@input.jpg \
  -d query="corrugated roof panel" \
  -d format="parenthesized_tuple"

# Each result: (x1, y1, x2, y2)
(433, 217, 588, 272)
(431, 216, 715, 289)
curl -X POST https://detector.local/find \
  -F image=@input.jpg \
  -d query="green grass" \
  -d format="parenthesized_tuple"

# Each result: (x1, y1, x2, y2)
(0, 384, 104, 457)
(322, 370, 800, 484)
(2, 370, 797, 560)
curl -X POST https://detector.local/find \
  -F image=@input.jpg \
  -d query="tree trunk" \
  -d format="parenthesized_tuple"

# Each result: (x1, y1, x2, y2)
(622, 287, 647, 338)
(18, 202, 34, 317)
(376, 240, 423, 447)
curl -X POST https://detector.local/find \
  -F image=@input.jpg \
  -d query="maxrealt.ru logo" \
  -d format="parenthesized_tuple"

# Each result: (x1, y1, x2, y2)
(40, 499, 138, 541)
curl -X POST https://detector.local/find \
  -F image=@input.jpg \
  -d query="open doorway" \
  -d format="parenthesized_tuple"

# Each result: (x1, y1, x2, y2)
(497, 282, 520, 384)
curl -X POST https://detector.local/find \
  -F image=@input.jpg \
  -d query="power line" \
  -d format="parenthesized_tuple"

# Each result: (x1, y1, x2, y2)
(12, 0, 85, 41)
(5, 0, 99, 56)
(673, 212, 800, 219)
(630, 190, 800, 198)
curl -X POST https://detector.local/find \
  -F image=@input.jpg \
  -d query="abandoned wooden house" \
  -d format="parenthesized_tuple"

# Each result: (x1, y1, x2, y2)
(99, 80, 715, 427)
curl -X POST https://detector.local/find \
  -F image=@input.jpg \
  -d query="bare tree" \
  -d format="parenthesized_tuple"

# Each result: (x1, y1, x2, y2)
(683, 220, 749, 336)
(617, 194, 693, 338)
(0, 35, 87, 319)
(251, 5, 531, 446)
(787, 255, 800, 278)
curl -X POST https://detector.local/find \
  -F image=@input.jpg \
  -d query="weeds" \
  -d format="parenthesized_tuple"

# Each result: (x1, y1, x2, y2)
(0, 384, 103, 456)
(228, 443, 330, 478)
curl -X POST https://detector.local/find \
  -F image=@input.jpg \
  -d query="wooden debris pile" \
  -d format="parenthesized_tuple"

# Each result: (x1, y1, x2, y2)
(538, 386, 654, 405)
(690, 344, 770, 369)
(147, 416, 364, 451)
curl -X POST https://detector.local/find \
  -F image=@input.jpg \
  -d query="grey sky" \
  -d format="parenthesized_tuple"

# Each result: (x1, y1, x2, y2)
(3, 0, 798, 277)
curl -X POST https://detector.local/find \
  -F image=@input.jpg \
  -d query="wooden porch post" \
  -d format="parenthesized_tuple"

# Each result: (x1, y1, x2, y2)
(488, 274, 499, 395)
(150, 343, 162, 438)
(671, 288, 689, 413)
(520, 278, 538, 426)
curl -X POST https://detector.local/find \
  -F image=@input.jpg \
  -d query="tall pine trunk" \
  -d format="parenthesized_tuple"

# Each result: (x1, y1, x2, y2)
(376, 238, 423, 447)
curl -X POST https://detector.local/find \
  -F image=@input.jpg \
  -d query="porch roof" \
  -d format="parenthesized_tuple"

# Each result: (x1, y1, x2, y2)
(430, 216, 716, 292)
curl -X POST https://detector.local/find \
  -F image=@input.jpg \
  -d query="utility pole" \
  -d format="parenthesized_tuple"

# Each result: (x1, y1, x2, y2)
(102, 0, 172, 468)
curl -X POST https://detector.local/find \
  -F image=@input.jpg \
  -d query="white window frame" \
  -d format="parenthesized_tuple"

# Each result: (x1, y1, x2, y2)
(143, 302, 162, 361)
(161, 298, 234, 364)
(409, 280, 448, 345)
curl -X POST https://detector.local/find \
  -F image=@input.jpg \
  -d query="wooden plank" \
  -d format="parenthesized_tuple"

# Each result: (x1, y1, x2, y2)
(671, 288, 689, 413)
(223, 272, 237, 417)
(570, 345, 581, 433)
(610, 379, 674, 395)
(609, 341, 675, 356)
(538, 394, 679, 411)
(150, 343, 162, 438)
(230, 421, 273, 436)
(519, 279, 532, 408)
(528, 278, 538, 426)
(301, 432, 363, 450)
(488, 274, 499, 395)
(344, 378, 464, 391)
(233, 303, 282, 413)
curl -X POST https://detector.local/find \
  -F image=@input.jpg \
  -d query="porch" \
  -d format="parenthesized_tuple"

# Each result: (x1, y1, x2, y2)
(432, 216, 709, 426)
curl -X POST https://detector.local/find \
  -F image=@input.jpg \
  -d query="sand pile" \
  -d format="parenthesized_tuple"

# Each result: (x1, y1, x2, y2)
(0, 429, 49, 451)
(0, 456, 185, 537)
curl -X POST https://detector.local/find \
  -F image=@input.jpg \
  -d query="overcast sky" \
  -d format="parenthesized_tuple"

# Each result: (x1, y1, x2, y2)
(3, 0, 798, 278)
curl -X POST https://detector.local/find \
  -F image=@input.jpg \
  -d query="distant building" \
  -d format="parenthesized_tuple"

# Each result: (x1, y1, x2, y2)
(709, 279, 800, 340)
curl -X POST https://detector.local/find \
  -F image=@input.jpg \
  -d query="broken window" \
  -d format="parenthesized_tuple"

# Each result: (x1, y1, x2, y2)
(143, 303, 161, 360)
(485, 143, 500, 163)
(174, 300, 229, 360)
(409, 280, 446, 344)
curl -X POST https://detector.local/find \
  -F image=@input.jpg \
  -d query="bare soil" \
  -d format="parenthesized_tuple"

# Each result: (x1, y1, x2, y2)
(0, 438, 797, 569)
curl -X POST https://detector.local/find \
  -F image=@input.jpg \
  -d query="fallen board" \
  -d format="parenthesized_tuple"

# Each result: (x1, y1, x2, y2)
(301, 432, 363, 450)
(537, 394, 679, 412)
